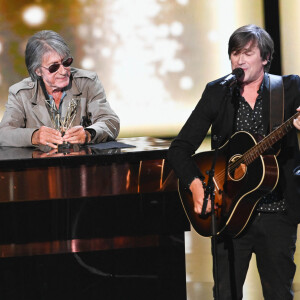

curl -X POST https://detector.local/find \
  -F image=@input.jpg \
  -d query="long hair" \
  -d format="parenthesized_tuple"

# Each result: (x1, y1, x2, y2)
(25, 30, 71, 81)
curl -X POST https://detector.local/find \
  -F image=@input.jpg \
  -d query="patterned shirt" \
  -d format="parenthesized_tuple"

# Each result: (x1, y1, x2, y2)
(233, 81, 285, 212)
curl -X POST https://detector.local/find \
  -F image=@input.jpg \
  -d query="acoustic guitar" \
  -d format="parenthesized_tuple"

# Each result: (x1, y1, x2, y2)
(178, 111, 300, 238)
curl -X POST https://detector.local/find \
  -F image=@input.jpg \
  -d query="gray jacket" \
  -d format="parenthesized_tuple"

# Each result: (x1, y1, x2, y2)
(0, 68, 120, 147)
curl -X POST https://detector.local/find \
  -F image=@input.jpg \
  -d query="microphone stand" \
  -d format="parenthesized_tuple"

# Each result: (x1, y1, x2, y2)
(200, 84, 235, 300)
(201, 143, 220, 300)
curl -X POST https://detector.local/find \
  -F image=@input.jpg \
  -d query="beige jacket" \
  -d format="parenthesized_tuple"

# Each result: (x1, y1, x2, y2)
(0, 68, 120, 147)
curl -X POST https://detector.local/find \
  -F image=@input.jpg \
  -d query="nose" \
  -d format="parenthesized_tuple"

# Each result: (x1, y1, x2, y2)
(237, 53, 245, 65)
(58, 63, 68, 74)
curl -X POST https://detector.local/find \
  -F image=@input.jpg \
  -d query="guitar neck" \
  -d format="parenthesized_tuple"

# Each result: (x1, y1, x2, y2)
(244, 111, 300, 164)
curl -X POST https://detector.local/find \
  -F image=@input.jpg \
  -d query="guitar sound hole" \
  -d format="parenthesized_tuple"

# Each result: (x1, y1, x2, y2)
(228, 155, 247, 181)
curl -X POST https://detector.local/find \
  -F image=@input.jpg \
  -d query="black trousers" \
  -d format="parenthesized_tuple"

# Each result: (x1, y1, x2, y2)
(213, 212, 298, 300)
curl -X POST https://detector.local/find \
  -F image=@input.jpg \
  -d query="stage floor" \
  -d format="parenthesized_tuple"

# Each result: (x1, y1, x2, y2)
(185, 227, 300, 300)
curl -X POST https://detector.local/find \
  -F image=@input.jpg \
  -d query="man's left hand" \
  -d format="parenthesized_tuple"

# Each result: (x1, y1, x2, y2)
(63, 125, 90, 144)
(294, 107, 300, 130)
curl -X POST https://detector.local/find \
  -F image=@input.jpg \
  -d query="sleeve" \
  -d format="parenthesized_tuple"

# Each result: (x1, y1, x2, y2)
(0, 89, 37, 147)
(167, 82, 221, 188)
(84, 74, 120, 143)
(279, 75, 300, 223)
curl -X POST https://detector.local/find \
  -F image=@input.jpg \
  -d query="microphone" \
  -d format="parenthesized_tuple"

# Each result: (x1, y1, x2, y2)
(220, 68, 244, 87)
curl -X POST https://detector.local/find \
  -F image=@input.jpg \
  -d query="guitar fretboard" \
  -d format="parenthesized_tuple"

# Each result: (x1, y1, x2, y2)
(243, 111, 299, 165)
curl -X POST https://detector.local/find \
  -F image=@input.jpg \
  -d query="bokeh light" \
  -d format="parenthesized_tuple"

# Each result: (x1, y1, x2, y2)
(22, 5, 46, 27)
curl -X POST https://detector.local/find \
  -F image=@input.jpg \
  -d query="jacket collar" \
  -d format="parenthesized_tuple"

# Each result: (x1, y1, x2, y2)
(261, 72, 271, 134)
(30, 75, 82, 127)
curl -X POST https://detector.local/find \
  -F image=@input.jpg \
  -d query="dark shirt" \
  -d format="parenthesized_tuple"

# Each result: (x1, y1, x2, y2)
(233, 82, 285, 212)
(234, 84, 264, 136)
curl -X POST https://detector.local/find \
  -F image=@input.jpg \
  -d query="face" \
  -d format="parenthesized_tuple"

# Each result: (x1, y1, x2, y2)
(36, 51, 71, 93)
(230, 41, 268, 85)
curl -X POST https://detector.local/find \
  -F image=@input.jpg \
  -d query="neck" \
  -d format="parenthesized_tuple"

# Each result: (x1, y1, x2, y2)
(240, 72, 264, 95)
(44, 84, 63, 103)
(45, 86, 63, 96)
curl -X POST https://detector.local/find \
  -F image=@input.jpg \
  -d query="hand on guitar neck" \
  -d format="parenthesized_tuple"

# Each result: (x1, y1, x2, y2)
(293, 106, 300, 130)
(189, 178, 211, 214)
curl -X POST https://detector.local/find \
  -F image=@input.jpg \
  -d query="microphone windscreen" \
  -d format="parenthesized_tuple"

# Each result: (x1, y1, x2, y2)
(232, 68, 244, 79)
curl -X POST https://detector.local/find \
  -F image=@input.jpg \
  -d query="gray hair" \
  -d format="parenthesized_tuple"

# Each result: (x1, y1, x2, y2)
(25, 30, 71, 81)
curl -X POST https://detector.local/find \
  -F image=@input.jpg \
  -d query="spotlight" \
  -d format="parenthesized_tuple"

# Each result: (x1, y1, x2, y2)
(22, 5, 46, 27)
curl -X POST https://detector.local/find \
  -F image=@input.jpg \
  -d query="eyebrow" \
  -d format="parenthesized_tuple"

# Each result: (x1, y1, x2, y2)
(44, 57, 64, 66)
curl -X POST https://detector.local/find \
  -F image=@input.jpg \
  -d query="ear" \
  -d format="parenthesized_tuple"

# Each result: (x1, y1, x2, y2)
(35, 68, 42, 77)
(262, 54, 270, 66)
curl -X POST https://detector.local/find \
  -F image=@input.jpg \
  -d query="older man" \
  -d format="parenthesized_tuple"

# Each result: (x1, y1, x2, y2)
(0, 30, 120, 148)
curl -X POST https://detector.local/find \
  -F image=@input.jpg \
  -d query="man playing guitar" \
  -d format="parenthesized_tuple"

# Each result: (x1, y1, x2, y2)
(168, 24, 300, 300)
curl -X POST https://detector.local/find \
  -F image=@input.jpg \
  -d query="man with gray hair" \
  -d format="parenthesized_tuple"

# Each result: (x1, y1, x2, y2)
(0, 30, 120, 148)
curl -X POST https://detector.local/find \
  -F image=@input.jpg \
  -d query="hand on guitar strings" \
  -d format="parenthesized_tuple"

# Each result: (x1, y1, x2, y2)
(189, 178, 213, 214)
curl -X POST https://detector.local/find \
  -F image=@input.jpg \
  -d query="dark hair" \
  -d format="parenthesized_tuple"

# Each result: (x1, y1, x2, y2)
(25, 30, 71, 80)
(228, 24, 274, 72)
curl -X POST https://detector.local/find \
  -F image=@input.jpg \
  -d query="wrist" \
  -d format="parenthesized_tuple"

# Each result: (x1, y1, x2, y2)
(31, 129, 39, 145)
(84, 130, 91, 144)
(189, 177, 205, 192)
(85, 128, 96, 142)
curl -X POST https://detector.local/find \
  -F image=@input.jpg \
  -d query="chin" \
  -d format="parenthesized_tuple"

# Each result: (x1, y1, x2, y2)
(56, 78, 70, 88)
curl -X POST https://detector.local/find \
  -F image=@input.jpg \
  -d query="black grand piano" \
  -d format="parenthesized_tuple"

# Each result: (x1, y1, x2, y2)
(0, 137, 189, 300)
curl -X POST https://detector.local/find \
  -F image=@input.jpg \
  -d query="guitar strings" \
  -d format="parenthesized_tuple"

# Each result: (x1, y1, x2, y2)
(212, 111, 299, 184)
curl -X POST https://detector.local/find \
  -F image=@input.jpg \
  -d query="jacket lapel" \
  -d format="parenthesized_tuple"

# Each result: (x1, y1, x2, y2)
(31, 83, 53, 127)
(61, 76, 82, 128)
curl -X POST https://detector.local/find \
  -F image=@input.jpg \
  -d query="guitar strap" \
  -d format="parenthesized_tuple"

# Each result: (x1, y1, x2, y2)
(268, 74, 284, 132)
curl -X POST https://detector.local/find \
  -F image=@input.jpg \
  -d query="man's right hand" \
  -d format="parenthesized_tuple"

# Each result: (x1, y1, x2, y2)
(189, 178, 211, 214)
(31, 126, 63, 149)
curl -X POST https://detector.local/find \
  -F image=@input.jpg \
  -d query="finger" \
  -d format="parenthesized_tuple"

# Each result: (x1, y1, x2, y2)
(194, 200, 212, 214)
(39, 130, 62, 144)
(63, 132, 86, 144)
(194, 206, 203, 214)
(65, 126, 83, 135)
(294, 118, 300, 130)
(44, 136, 63, 146)
(46, 142, 58, 149)
(63, 134, 80, 143)
(40, 126, 62, 136)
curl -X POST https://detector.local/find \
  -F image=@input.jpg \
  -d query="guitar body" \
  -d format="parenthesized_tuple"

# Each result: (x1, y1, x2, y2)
(178, 131, 279, 238)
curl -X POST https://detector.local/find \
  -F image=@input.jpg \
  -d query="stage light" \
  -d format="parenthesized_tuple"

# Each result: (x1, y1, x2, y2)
(180, 76, 194, 90)
(101, 48, 111, 57)
(170, 21, 184, 36)
(81, 57, 95, 70)
(22, 5, 46, 27)
(92, 28, 103, 39)
(176, 0, 189, 5)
